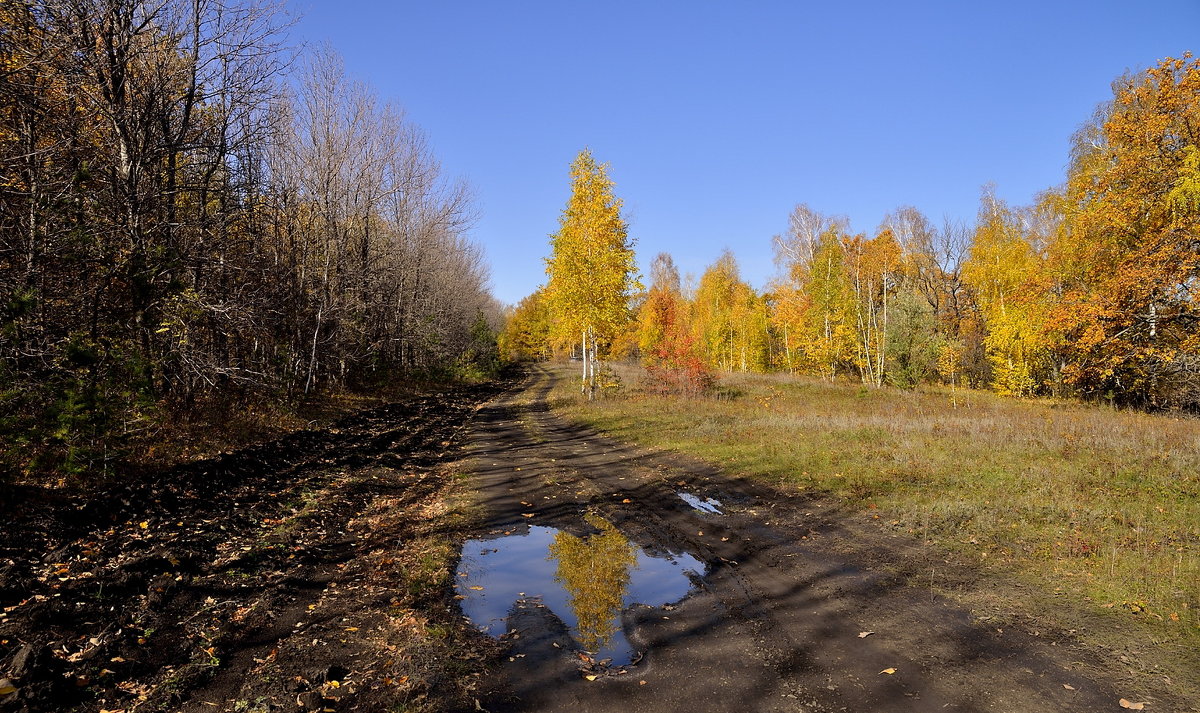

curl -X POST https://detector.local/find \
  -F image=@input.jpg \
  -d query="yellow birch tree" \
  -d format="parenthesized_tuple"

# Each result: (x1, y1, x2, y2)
(961, 188, 1052, 396)
(545, 149, 640, 398)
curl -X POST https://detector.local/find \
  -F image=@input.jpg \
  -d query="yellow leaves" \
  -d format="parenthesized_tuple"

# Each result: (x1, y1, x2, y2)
(500, 288, 555, 361)
(1119, 699, 1148, 710)
(879, 667, 896, 675)
(691, 251, 771, 373)
(1167, 145, 1200, 216)
(545, 149, 639, 345)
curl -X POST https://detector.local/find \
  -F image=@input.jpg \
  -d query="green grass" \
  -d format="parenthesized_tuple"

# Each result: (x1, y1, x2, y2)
(549, 363, 1200, 643)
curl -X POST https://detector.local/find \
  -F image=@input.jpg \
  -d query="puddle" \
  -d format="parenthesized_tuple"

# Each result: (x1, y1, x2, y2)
(678, 492, 723, 514)
(456, 515, 704, 665)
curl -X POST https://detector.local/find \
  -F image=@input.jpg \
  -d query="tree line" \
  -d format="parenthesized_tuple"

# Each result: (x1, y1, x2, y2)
(1, 0, 499, 481)
(505, 55, 1200, 410)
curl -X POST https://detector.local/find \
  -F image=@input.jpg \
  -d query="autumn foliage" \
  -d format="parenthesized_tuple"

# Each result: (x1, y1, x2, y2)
(507, 56, 1200, 409)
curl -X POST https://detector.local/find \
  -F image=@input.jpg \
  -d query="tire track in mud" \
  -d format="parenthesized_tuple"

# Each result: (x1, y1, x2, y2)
(463, 366, 1157, 713)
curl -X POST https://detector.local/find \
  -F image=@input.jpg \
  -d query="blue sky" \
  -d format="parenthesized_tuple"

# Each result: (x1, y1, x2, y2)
(292, 1, 1199, 306)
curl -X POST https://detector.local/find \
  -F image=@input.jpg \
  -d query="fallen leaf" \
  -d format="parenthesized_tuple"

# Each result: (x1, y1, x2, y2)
(584, 674, 597, 681)
(138, 521, 149, 530)
(0, 681, 16, 696)
(621, 499, 632, 504)
(1063, 683, 1075, 690)
(879, 668, 896, 675)
(522, 513, 535, 518)
(1119, 700, 1146, 710)
(469, 586, 484, 591)
(344, 627, 359, 632)
(639, 680, 647, 685)
(858, 631, 874, 638)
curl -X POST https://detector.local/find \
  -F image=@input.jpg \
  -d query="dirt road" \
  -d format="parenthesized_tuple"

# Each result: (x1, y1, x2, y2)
(463, 366, 1172, 712)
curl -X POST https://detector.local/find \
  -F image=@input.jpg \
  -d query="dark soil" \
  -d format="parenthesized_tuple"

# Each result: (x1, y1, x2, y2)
(0, 379, 513, 713)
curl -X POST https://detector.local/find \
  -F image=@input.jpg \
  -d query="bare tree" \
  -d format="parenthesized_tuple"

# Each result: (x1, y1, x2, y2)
(1, 5, 497, 481)
(773, 203, 849, 279)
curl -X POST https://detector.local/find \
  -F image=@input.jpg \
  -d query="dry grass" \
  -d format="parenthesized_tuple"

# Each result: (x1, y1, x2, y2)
(551, 362, 1200, 644)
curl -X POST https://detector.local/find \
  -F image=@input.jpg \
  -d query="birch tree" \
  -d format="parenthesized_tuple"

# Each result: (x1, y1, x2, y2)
(545, 149, 639, 399)
(961, 187, 1052, 396)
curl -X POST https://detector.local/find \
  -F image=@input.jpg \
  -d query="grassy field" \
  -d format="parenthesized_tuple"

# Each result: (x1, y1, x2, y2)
(549, 362, 1200, 649)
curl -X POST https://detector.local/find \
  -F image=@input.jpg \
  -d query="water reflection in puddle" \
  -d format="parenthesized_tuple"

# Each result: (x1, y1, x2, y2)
(456, 515, 704, 665)
(678, 492, 723, 514)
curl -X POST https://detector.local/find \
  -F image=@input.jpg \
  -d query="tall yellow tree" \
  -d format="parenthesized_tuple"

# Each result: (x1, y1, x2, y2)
(962, 188, 1052, 396)
(800, 231, 858, 379)
(769, 281, 810, 373)
(545, 149, 640, 398)
(691, 251, 770, 373)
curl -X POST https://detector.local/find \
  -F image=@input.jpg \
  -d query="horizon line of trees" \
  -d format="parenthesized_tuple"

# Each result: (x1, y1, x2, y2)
(503, 55, 1200, 411)
(1, 0, 499, 481)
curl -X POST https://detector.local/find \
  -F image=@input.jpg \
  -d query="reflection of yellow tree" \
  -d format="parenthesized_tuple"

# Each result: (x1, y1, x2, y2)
(548, 514, 637, 651)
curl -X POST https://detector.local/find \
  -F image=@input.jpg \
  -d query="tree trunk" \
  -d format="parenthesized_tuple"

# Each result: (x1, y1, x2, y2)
(581, 330, 588, 395)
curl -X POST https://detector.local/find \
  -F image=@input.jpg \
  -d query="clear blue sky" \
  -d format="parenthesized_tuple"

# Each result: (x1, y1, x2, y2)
(292, 1, 1199, 306)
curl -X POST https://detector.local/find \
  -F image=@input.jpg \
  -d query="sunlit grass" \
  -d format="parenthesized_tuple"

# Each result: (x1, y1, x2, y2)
(550, 362, 1200, 644)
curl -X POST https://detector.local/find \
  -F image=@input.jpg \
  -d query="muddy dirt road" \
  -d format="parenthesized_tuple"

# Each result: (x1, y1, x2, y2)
(462, 366, 1174, 713)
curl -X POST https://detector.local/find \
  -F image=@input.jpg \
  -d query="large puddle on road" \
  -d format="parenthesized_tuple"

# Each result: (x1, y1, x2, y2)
(456, 515, 704, 666)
